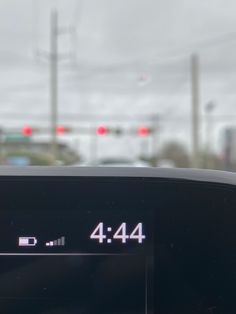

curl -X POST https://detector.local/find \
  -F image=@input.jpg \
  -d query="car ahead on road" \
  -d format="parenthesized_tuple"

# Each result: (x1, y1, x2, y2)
(74, 158, 150, 167)
(96, 157, 149, 167)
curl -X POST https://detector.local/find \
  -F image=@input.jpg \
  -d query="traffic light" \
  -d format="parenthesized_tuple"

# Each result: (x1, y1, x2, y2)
(56, 126, 65, 135)
(138, 126, 150, 137)
(22, 126, 33, 136)
(56, 126, 72, 135)
(96, 125, 108, 136)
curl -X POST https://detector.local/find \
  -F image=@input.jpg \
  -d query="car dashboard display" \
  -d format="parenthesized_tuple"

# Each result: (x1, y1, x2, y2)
(0, 167, 236, 314)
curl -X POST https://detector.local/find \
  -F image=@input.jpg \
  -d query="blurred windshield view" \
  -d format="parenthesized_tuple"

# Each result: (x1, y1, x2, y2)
(0, 0, 236, 169)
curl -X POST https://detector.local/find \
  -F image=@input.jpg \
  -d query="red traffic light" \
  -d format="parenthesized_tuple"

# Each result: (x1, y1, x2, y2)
(56, 126, 65, 135)
(22, 126, 33, 136)
(138, 126, 149, 137)
(96, 125, 108, 136)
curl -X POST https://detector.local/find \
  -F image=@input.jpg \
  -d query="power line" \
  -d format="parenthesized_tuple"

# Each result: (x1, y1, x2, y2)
(0, 112, 235, 121)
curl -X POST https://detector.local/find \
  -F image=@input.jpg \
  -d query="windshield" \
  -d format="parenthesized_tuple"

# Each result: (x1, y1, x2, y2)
(0, 0, 234, 170)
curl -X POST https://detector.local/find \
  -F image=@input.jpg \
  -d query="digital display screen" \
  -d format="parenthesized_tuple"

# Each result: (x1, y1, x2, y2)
(1, 174, 236, 314)
(0, 177, 154, 314)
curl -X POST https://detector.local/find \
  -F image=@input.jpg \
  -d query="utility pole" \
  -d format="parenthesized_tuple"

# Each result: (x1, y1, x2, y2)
(36, 8, 76, 160)
(50, 9, 58, 158)
(191, 54, 200, 168)
(205, 101, 215, 169)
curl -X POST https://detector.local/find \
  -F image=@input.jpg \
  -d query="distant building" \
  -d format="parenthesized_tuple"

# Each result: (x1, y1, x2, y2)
(223, 128, 236, 171)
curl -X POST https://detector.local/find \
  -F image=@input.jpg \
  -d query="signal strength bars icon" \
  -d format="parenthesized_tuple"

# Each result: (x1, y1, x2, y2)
(46, 236, 65, 247)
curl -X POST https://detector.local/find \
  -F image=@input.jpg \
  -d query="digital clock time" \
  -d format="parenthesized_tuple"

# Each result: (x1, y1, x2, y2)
(90, 222, 146, 244)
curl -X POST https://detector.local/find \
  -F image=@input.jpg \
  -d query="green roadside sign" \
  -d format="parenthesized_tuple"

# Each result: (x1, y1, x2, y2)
(4, 133, 30, 142)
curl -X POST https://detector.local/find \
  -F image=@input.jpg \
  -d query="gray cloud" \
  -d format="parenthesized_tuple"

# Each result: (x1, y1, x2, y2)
(0, 0, 235, 157)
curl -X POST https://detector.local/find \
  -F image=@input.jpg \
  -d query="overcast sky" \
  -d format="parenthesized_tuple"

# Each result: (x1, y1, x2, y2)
(0, 0, 236, 157)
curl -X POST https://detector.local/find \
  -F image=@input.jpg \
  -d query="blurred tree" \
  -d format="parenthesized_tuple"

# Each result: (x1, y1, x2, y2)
(159, 141, 190, 168)
(200, 151, 224, 170)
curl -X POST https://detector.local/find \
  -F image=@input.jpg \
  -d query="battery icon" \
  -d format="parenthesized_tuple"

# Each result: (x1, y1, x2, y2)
(18, 237, 38, 247)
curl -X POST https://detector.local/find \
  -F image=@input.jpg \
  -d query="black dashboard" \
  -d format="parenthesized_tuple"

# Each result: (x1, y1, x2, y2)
(0, 167, 236, 314)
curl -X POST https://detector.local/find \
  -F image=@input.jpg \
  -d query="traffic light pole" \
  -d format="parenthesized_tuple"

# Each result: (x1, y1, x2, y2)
(50, 9, 58, 158)
(90, 126, 98, 165)
(151, 115, 159, 163)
